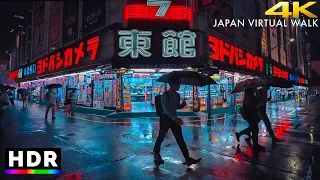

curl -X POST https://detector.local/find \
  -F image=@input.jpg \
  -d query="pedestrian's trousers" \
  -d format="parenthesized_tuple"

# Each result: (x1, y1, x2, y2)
(70, 100, 76, 114)
(45, 103, 56, 118)
(240, 111, 260, 146)
(9, 98, 14, 106)
(257, 106, 276, 138)
(153, 115, 189, 160)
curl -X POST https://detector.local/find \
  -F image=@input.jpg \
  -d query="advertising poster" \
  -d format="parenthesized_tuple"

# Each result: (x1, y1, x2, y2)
(82, 1, 106, 35)
(62, 1, 79, 45)
(48, 1, 62, 49)
(33, 1, 45, 58)
(193, 86, 200, 112)
(116, 74, 123, 111)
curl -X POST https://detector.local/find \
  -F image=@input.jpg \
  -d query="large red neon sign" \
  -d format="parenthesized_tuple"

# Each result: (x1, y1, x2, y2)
(124, 5, 192, 22)
(37, 36, 100, 75)
(208, 35, 264, 73)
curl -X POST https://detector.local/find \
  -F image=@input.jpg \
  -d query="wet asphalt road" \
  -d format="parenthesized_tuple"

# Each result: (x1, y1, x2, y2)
(1, 97, 320, 180)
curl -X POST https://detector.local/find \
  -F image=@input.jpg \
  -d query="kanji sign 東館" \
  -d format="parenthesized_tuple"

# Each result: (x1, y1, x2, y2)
(118, 29, 197, 59)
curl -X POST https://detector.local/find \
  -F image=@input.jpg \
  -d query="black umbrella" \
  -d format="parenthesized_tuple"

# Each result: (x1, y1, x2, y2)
(66, 88, 78, 91)
(45, 84, 62, 89)
(264, 76, 293, 88)
(157, 71, 217, 86)
(17, 88, 27, 94)
(231, 78, 266, 94)
(4, 85, 16, 90)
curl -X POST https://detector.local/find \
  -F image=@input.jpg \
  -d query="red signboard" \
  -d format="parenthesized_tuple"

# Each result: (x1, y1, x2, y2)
(124, 5, 192, 22)
(299, 78, 306, 84)
(208, 35, 264, 73)
(272, 65, 289, 80)
(9, 70, 19, 81)
(125, 0, 192, 29)
(37, 36, 99, 75)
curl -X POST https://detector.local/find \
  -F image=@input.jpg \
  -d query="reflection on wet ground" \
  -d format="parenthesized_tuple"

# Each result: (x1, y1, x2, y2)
(1, 97, 320, 179)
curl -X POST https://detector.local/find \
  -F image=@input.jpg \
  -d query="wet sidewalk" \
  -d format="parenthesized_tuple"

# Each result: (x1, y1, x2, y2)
(1, 97, 319, 179)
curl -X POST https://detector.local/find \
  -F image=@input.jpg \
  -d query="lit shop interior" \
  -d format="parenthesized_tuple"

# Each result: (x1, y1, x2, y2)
(19, 68, 306, 112)
(19, 68, 262, 112)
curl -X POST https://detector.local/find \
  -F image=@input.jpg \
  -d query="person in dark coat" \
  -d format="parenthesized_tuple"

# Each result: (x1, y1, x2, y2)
(235, 87, 265, 152)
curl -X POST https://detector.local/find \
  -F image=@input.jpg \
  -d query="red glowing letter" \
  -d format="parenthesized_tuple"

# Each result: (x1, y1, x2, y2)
(246, 53, 253, 70)
(257, 57, 263, 72)
(64, 48, 73, 67)
(56, 52, 63, 69)
(43, 57, 48, 73)
(87, 36, 99, 60)
(74, 42, 84, 65)
(208, 35, 219, 60)
(219, 41, 230, 62)
(37, 60, 43, 74)
(49, 55, 55, 71)
(235, 48, 246, 66)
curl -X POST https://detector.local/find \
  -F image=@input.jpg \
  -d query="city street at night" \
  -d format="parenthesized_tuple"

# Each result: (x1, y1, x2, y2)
(1, 97, 319, 180)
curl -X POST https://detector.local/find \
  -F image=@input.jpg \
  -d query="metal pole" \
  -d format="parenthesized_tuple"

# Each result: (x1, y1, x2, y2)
(207, 85, 211, 118)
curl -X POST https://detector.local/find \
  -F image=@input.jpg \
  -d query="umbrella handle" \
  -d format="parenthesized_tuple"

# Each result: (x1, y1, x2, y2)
(183, 86, 186, 100)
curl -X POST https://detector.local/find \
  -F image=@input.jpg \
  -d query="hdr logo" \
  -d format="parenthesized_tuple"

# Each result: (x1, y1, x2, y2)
(5, 148, 62, 175)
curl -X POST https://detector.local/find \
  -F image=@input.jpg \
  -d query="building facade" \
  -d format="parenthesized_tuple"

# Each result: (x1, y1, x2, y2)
(9, 0, 309, 112)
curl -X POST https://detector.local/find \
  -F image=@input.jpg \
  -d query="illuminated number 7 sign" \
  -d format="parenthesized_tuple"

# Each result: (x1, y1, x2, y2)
(147, 0, 172, 17)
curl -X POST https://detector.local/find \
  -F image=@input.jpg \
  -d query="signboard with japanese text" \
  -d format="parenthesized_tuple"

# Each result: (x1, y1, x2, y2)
(125, 0, 191, 29)
(82, 1, 106, 35)
(48, 1, 62, 50)
(113, 29, 207, 69)
(306, 43, 311, 78)
(33, 1, 46, 58)
(62, 1, 79, 45)
(265, 60, 308, 86)
(208, 34, 264, 74)
(116, 74, 123, 111)
(13, 28, 115, 81)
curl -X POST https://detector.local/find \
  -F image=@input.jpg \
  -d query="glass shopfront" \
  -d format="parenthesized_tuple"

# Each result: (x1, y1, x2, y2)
(198, 71, 256, 111)
(19, 69, 260, 112)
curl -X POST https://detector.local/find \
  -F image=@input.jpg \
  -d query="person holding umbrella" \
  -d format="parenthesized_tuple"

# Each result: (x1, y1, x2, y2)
(0, 85, 9, 137)
(44, 88, 57, 120)
(257, 84, 282, 143)
(232, 78, 266, 152)
(153, 71, 216, 166)
(69, 89, 77, 116)
(8, 89, 15, 106)
(44, 84, 61, 120)
(21, 89, 30, 108)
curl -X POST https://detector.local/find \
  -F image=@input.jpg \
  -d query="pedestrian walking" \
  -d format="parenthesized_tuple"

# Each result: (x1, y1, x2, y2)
(45, 89, 57, 120)
(22, 89, 29, 107)
(69, 89, 77, 116)
(153, 79, 201, 166)
(8, 89, 14, 106)
(0, 86, 9, 137)
(235, 87, 265, 152)
(257, 85, 282, 143)
(281, 91, 285, 101)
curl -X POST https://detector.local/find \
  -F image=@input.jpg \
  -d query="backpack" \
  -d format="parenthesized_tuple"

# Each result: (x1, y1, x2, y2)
(155, 91, 169, 116)
(45, 92, 50, 101)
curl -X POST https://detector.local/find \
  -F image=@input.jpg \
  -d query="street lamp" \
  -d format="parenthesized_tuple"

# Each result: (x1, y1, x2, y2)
(270, 38, 295, 52)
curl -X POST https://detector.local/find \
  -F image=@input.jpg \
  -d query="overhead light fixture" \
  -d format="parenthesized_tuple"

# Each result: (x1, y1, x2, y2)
(159, 69, 183, 73)
(290, 38, 295, 42)
(131, 69, 156, 73)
